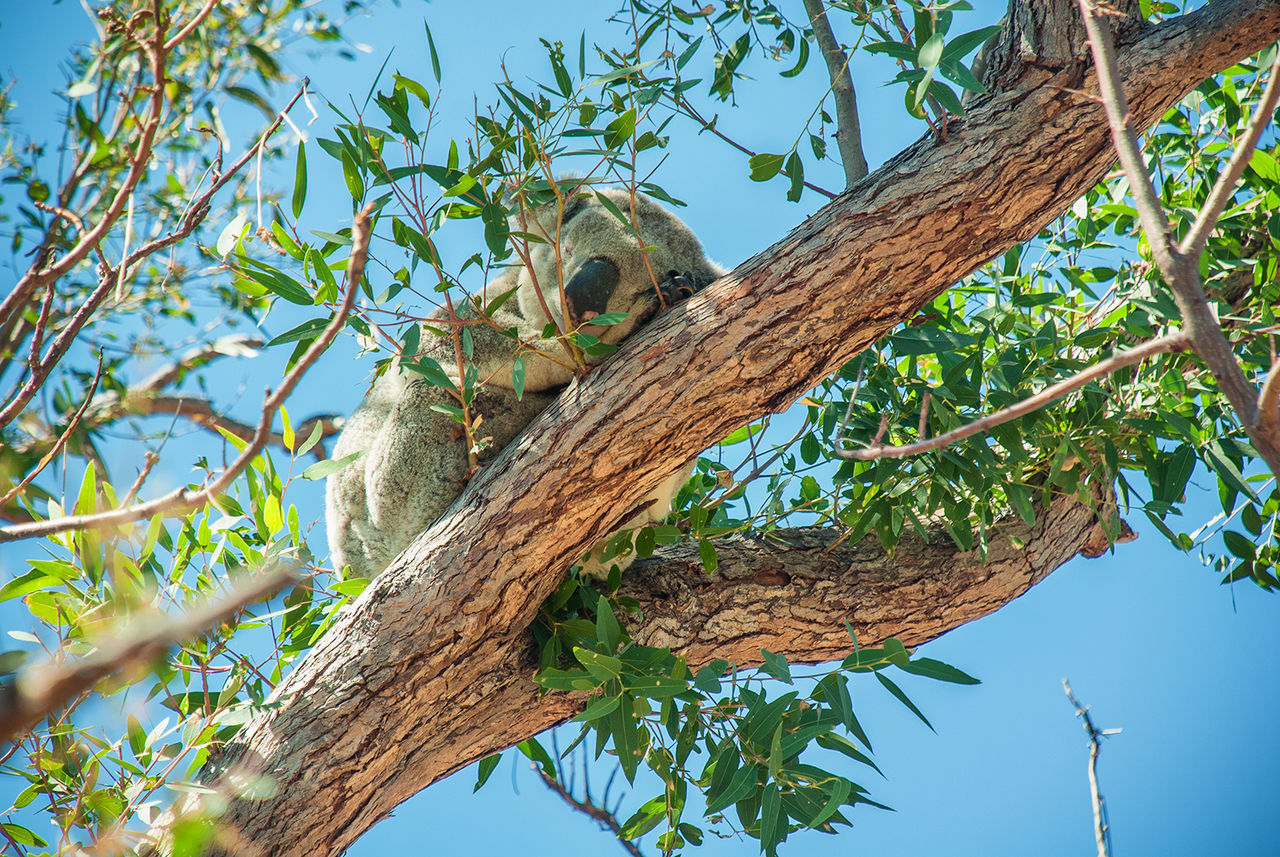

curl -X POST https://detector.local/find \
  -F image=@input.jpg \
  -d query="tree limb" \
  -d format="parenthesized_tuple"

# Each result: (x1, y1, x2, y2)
(802, 0, 868, 186)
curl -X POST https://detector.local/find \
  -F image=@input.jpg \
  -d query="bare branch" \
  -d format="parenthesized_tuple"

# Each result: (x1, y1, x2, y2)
(838, 333, 1189, 460)
(0, 567, 298, 743)
(1063, 679, 1118, 857)
(802, 0, 868, 186)
(535, 753, 645, 857)
(1181, 49, 1280, 260)
(164, 0, 220, 51)
(1076, 0, 1177, 270)
(0, 203, 370, 543)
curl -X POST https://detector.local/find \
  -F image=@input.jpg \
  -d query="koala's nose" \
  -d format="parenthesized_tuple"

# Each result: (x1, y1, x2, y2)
(564, 256, 620, 324)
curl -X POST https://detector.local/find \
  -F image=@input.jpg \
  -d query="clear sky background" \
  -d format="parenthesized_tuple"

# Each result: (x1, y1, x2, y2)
(1, 1, 1278, 856)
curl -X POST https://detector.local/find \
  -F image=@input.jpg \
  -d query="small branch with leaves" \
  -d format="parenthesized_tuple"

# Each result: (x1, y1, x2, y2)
(1078, 0, 1280, 476)
(0, 566, 300, 743)
(837, 333, 1190, 460)
(0, 203, 371, 543)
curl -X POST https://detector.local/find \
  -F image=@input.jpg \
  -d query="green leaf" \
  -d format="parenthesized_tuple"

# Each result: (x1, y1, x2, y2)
(266, 317, 330, 348)
(595, 597, 623, 652)
(0, 568, 66, 601)
(516, 738, 556, 779)
(301, 450, 366, 481)
(760, 649, 792, 684)
(1223, 530, 1257, 560)
(424, 22, 442, 83)
(705, 763, 759, 814)
(473, 753, 501, 791)
(917, 32, 945, 71)
(780, 35, 809, 78)
(573, 647, 622, 682)
(785, 150, 804, 203)
(698, 538, 718, 573)
(889, 326, 977, 355)
(292, 142, 308, 219)
(403, 357, 455, 390)
(575, 693, 622, 722)
(749, 153, 786, 182)
(759, 781, 784, 855)
(604, 108, 637, 149)
(897, 656, 980, 685)
(938, 25, 1001, 63)
(620, 795, 668, 839)
(875, 672, 934, 731)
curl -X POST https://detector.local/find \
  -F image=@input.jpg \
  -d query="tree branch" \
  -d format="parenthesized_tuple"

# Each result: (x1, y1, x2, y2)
(802, 0, 868, 186)
(1078, 0, 1280, 476)
(0, 567, 298, 743)
(836, 333, 1189, 460)
(0, 203, 368, 543)
(1062, 679, 1117, 857)
(0, 80, 312, 435)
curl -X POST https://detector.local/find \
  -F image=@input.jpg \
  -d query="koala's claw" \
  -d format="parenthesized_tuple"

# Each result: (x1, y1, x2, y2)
(655, 269, 712, 307)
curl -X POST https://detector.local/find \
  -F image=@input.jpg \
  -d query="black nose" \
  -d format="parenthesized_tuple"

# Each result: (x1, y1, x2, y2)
(564, 256, 620, 322)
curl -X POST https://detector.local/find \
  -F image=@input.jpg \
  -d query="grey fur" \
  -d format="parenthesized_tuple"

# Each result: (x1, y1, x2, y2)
(325, 187, 723, 579)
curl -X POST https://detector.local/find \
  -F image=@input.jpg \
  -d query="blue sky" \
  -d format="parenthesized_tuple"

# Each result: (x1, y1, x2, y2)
(1, 1, 1277, 855)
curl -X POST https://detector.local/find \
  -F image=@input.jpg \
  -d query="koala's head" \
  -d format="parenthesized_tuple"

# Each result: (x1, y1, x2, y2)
(513, 186, 719, 346)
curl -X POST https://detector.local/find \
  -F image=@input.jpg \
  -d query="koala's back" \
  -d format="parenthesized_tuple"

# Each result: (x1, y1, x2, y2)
(325, 309, 556, 578)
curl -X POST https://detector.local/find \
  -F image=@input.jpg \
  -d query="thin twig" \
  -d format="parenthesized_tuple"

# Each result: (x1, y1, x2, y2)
(838, 333, 1188, 460)
(0, 203, 370, 543)
(1181, 49, 1280, 260)
(1063, 679, 1118, 857)
(0, 566, 299, 743)
(802, 0, 868, 186)
(0, 353, 104, 507)
(535, 756, 644, 857)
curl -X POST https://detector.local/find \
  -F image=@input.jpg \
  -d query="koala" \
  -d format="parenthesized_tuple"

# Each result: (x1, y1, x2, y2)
(325, 186, 723, 580)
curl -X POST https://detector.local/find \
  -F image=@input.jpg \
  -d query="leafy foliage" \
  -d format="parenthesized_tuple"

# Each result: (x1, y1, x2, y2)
(0, 2, 1277, 856)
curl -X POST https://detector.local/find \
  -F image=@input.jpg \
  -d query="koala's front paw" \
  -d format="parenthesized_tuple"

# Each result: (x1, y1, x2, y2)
(654, 269, 711, 307)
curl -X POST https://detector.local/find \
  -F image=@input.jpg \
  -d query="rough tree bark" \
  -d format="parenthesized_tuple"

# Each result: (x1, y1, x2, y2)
(166, 1, 1280, 854)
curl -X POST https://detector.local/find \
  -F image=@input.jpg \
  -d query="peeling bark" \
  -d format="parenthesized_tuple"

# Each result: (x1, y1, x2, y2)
(164, 1, 1280, 854)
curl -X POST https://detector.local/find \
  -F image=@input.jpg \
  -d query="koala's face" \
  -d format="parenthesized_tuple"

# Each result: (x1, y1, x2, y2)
(513, 187, 715, 347)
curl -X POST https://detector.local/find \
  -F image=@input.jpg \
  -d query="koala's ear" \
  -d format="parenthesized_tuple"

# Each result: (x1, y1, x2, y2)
(565, 256, 621, 322)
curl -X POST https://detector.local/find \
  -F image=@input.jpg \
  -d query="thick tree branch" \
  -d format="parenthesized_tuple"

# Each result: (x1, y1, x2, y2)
(802, 0, 868, 186)
(154, 3, 1280, 853)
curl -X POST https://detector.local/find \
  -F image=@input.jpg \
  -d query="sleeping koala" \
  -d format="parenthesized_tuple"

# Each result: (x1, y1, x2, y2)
(325, 186, 723, 579)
